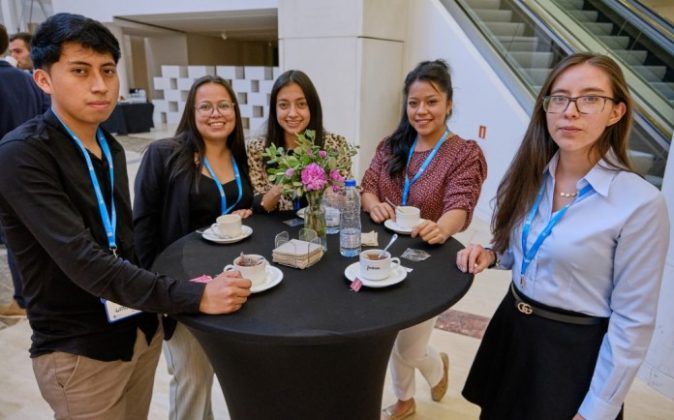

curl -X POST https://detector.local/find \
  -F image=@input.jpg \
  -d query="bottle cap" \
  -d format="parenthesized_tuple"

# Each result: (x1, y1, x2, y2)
(345, 179, 356, 187)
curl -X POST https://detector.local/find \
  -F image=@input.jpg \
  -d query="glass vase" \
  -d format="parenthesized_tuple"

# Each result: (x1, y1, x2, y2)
(305, 191, 328, 251)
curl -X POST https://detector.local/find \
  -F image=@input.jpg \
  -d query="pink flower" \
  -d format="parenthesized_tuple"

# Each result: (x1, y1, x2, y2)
(318, 150, 327, 158)
(306, 149, 313, 157)
(301, 163, 328, 191)
(285, 168, 295, 177)
(332, 184, 342, 193)
(330, 169, 345, 183)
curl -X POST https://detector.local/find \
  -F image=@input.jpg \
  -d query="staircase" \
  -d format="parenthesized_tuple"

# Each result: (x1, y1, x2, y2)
(457, 0, 665, 187)
(553, 0, 674, 108)
(463, 0, 558, 92)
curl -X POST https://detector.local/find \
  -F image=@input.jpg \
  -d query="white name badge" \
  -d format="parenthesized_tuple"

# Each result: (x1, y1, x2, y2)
(101, 299, 141, 323)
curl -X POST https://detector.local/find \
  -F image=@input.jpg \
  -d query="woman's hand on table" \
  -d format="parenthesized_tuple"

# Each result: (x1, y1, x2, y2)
(367, 202, 395, 223)
(456, 244, 495, 274)
(261, 185, 283, 212)
(232, 208, 253, 219)
(199, 270, 252, 314)
(411, 220, 449, 245)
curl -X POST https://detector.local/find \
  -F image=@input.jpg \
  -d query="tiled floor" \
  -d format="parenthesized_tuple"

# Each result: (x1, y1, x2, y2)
(1, 125, 673, 419)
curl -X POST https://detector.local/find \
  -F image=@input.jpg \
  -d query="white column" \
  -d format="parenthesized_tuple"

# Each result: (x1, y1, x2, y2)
(0, 0, 19, 33)
(278, 0, 407, 179)
(105, 24, 130, 99)
(640, 135, 674, 399)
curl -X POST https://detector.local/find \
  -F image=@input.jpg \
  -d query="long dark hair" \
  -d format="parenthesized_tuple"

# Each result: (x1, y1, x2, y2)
(386, 59, 454, 177)
(265, 70, 325, 157)
(170, 75, 248, 185)
(491, 52, 634, 253)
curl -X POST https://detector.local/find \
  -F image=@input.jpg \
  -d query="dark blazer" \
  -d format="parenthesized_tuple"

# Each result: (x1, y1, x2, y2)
(133, 137, 253, 338)
(0, 61, 50, 139)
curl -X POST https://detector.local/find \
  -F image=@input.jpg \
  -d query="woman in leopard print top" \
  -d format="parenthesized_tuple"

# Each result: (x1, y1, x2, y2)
(246, 70, 352, 212)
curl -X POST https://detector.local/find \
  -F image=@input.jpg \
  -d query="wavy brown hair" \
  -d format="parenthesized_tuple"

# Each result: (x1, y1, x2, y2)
(491, 52, 634, 253)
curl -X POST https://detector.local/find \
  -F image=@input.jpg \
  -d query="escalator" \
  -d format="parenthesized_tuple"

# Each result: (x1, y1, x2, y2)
(442, 0, 672, 187)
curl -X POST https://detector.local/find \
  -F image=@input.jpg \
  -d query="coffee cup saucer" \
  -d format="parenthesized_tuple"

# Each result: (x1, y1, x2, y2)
(202, 225, 253, 244)
(343, 262, 407, 288)
(384, 219, 424, 235)
(250, 266, 284, 294)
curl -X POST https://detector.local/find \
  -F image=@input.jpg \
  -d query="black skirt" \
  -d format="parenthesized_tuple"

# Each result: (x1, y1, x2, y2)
(462, 288, 622, 420)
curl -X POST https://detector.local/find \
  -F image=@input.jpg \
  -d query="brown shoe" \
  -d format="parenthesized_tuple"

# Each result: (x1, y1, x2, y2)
(0, 299, 27, 319)
(382, 399, 416, 420)
(431, 352, 449, 402)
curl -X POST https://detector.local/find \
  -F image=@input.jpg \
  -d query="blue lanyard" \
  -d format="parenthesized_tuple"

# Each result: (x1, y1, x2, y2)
(202, 155, 243, 215)
(520, 178, 594, 281)
(53, 111, 117, 255)
(401, 129, 450, 205)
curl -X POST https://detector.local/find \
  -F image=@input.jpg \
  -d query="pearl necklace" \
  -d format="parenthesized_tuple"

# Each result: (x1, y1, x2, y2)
(559, 191, 578, 198)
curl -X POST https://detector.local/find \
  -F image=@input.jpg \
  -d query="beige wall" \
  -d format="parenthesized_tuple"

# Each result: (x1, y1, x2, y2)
(186, 34, 276, 66)
(639, 0, 674, 24)
(130, 36, 149, 94)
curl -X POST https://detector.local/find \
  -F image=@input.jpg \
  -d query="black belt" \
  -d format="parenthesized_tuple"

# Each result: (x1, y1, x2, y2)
(510, 283, 605, 326)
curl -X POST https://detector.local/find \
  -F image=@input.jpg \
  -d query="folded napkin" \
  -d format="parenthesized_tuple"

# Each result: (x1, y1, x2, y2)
(272, 239, 324, 269)
(361, 230, 378, 247)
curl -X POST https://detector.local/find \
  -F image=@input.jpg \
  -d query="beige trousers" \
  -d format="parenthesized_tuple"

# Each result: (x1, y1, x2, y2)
(390, 317, 443, 400)
(32, 327, 162, 420)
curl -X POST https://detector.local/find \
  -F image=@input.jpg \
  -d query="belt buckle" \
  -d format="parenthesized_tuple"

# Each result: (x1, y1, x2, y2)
(517, 302, 533, 315)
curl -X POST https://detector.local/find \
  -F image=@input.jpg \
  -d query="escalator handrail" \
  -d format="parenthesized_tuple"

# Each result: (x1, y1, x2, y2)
(626, 0, 674, 43)
(607, 0, 674, 56)
(528, 0, 671, 148)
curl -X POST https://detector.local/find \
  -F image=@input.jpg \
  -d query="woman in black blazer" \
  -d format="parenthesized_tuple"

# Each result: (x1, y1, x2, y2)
(133, 75, 253, 420)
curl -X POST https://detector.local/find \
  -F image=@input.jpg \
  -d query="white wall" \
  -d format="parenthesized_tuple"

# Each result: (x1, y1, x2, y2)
(52, 0, 277, 22)
(404, 0, 530, 222)
(279, 0, 406, 178)
(640, 132, 674, 398)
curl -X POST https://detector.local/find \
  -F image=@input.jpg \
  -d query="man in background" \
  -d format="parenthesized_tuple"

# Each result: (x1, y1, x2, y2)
(0, 23, 50, 319)
(9, 32, 33, 71)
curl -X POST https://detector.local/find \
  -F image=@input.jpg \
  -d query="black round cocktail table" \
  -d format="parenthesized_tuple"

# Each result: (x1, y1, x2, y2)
(152, 212, 472, 420)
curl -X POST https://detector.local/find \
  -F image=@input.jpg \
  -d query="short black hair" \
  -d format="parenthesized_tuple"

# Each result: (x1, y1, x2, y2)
(31, 13, 120, 70)
(9, 32, 33, 48)
(0, 24, 8, 54)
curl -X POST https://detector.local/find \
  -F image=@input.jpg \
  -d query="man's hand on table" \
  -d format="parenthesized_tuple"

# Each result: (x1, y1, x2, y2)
(199, 270, 252, 314)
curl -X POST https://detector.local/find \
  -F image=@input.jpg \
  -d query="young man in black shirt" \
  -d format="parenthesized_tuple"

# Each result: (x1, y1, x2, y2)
(0, 13, 251, 419)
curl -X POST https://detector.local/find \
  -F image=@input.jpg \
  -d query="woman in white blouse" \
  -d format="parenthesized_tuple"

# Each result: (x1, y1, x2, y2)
(456, 52, 669, 420)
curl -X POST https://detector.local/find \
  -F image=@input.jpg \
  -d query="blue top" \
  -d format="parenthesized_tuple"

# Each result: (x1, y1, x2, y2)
(497, 152, 670, 420)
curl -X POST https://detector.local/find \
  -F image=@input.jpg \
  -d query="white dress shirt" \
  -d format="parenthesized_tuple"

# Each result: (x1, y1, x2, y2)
(498, 152, 670, 420)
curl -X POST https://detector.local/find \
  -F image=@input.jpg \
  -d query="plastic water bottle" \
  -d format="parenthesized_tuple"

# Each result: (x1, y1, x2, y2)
(339, 179, 361, 257)
(322, 189, 341, 235)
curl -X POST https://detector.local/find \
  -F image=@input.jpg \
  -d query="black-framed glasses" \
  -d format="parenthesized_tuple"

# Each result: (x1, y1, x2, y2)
(196, 101, 235, 116)
(543, 95, 615, 114)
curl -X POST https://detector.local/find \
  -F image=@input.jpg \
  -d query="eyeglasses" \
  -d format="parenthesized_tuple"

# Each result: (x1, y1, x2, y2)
(543, 95, 615, 114)
(196, 101, 235, 116)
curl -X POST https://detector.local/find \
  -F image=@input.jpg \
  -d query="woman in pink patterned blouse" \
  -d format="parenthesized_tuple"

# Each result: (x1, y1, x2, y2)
(362, 60, 487, 420)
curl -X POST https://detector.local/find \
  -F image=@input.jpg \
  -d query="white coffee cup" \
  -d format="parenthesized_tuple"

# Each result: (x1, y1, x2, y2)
(215, 214, 242, 237)
(395, 206, 421, 229)
(224, 254, 268, 287)
(358, 250, 401, 281)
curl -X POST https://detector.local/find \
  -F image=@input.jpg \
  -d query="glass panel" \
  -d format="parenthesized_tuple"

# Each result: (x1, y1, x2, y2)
(444, 0, 670, 188)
